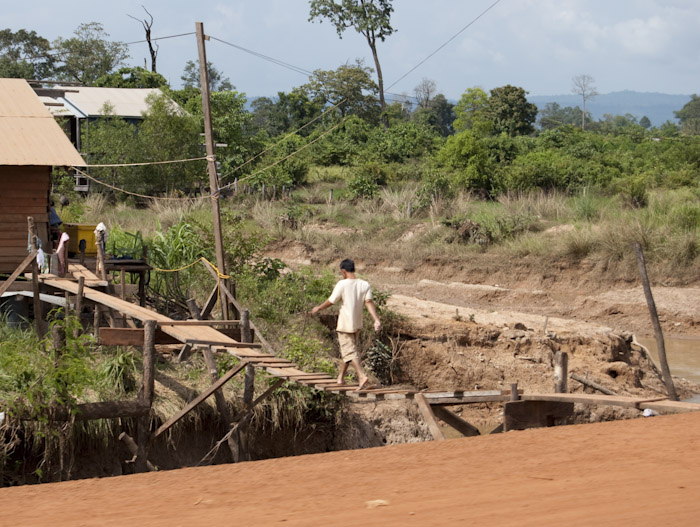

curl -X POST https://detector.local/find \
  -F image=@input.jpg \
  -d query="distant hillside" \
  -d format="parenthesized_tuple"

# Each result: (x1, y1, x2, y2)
(529, 91, 692, 127)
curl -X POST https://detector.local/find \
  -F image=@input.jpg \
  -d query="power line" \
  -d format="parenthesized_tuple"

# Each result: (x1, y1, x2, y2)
(210, 36, 313, 77)
(386, 0, 504, 92)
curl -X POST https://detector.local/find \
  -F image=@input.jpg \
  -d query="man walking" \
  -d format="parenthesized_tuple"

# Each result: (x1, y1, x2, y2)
(311, 259, 381, 390)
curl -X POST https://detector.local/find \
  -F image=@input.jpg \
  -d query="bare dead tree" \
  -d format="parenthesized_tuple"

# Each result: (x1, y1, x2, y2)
(571, 74, 598, 130)
(414, 77, 437, 109)
(128, 6, 158, 72)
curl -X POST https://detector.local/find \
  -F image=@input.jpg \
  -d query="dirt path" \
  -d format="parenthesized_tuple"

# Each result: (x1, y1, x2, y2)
(2, 412, 699, 526)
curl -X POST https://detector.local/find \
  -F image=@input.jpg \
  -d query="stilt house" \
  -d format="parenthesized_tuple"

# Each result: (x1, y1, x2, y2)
(0, 78, 85, 274)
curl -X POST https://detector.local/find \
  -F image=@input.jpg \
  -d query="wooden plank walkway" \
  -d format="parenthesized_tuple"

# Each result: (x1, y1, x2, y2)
(41, 278, 700, 412)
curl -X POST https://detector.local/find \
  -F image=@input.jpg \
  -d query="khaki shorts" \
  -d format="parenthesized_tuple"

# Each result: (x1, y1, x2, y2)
(337, 331, 359, 363)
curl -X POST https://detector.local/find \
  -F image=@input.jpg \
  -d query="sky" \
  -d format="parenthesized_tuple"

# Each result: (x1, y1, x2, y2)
(5, 0, 700, 101)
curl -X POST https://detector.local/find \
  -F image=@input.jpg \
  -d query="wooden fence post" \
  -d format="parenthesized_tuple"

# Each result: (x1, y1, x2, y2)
(633, 242, 678, 401)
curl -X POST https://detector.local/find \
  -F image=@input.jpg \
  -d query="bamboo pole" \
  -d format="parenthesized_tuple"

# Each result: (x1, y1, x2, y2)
(135, 320, 156, 473)
(633, 242, 678, 401)
(27, 217, 43, 337)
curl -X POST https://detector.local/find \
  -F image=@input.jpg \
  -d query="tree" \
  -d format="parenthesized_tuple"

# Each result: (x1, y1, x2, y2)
(538, 102, 587, 130)
(0, 29, 55, 79)
(487, 85, 538, 137)
(453, 87, 492, 136)
(53, 22, 129, 84)
(571, 74, 598, 130)
(181, 60, 233, 92)
(412, 93, 454, 137)
(674, 95, 700, 135)
(309, 0, 395, 127)
(302, 60, 380, 121)
(639, 115, 651, 129)
(251, 89, 323, 136)
(95, 66, 168, 88)
(128, 6, 158, 72)
(414, 77, 436, 109)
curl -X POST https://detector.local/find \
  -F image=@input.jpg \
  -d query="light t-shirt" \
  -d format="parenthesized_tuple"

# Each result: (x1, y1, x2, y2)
(328, 278, 373, 333)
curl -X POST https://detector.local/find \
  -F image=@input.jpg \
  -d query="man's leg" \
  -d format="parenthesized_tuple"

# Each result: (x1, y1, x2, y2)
(337, 360, 349, 384)
(350, 357, 369, 390)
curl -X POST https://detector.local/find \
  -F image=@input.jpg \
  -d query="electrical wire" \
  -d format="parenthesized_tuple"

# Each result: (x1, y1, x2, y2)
(210, 36, 313, 77)
(78, 155, 211, 169)
(386, 0, 504, 92)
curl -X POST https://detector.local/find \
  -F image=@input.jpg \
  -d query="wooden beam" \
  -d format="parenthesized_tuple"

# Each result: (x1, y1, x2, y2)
(151, 361, 248, 441)
(99, 328, 180, 347)
(415, 393, 445, 441)
(158, 320, 241, 326)
(186, 339, 262, 349)
(570, 373, 616, 396)
(431, 406, 480, 437)
(200, 285, 219, 320)
(0, 249, 37, 297)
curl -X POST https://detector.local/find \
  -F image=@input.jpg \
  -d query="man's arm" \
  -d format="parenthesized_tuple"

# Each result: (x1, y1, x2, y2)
(365, 299, 381, 332)
(311, 299, 333, 316)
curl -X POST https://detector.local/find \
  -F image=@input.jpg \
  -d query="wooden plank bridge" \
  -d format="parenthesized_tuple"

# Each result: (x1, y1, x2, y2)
(29, 269, 700, 468)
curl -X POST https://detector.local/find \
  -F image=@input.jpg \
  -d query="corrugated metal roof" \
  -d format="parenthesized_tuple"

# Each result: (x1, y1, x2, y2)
(0, 78, 85, 166)
(57, 87, 165, 118)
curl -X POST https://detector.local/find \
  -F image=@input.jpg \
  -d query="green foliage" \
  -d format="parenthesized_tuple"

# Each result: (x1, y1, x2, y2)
(302, 60, 380, 121)
(417, 169, 453, 208)
(365, 340, 396, 384)
(52, 22, 129, 84)
(282, 334, 336, 376)
(148, 219, 209, 304)
(674, 94, 700, 136)
(453, 87, 492, 135)
(365, 121, 439, 162)
(348, 163, 386, 199)
(0, 28, 54, 79)
(181, 59, 233, 92)
(487, 85, 538, 137)
(95, 66, 168, 88)
(0, 316, 105, 415)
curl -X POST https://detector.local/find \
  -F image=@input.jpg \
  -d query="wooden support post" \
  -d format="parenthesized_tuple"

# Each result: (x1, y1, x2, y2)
(228, 281, 239, 320)
(510, 382, 520, 401)
(201, 346, 240, 462)
(633, 242, 678, 401)
(95, 230, 107, 281)
(328, 189, 333, 203)
(93, 304, 101, 338)
(151, 361, 248, 441)
(75, 277, 85, 322)
(431, 406, 480, 437)
(570, 373, 616, 396)
(120, 269, 126, 300)
(135, 320, 156, 473)
(118, 432, 155, 472)
(554, 351, 568, 393)
(51, 322, 66, 355)
(200, 285, 219, 320)
(238, 309, 255, 461)
(196, 21, 229, 322)
(176, 343, 193, 363)
(0, 249, 37, 297)
(28, 217, 44, 337)
(186, 298, 202, 320)
(240, 309, 252, 344)
(415, 393, 445, 441)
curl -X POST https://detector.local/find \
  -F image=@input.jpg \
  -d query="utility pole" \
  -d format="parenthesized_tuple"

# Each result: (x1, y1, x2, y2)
(196, 22, 229, 320)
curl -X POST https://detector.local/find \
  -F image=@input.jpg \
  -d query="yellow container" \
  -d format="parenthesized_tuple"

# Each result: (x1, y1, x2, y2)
(64, 223, 98, 256)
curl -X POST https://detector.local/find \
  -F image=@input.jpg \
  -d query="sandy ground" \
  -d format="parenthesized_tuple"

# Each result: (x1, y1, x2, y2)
(2, 412, 699, 526)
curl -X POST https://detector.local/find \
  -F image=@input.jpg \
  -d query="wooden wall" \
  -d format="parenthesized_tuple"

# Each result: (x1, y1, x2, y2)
(0, 166, 50, 274)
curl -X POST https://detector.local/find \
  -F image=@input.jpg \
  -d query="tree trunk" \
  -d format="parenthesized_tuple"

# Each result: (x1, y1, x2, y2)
(367, 33, 388, 129)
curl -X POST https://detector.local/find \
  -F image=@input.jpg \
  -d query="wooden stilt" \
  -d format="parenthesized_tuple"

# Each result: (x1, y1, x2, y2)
(415, 393, 445, 441)
(554, 351, 568, 393)
(135, 320, 156, 473)
(431, 406, 480, 437)
(633, 242, 678, 401)
(202, 345, 240, 462)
